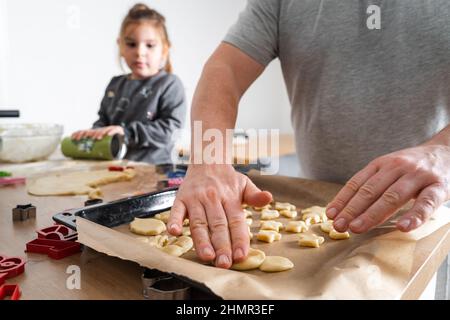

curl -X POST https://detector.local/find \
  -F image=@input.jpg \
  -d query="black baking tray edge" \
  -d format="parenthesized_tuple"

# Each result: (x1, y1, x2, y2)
(53, 187, 179, 231)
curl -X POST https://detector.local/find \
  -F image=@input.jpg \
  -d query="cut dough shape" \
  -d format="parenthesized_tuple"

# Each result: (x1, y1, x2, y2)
(231, 248, 266, 271)
(154, 210, 171, 223)
(241, 203, 249, 209)
(136, 235, 168, 248)
(161, 236, 194, 256)
(257, 230, 282, 243)
(246, 218, 253, 226)
(301, 206, 328, 223)
(260, 221, 284, 232)
(286, 221, 308, 233)
(279, 209, 297, 219)
(259, 256, 294, 273)
(320, 220, 334, 233)
(182, 226, 191, 236)
(173, 236, 194, 253)
(243, 209, 253, 218)
(261, 209, 280, 220)
(248, 226, 253, 240)
(298, 234, 325, 248)
(161, 244, 185, 257)
(27, 168, 136, 199)
(275, 202, 296, 211)
(302, 213, 322, 225)
(130, 218, 166, 236)
(183, 219, 190, 226)
(253, 204, 271, 211)
(329, 229, 351, 240)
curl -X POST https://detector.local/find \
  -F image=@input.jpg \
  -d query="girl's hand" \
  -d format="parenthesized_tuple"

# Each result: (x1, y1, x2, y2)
(326, 145, 450, 233)
(71, 126, 125, 141)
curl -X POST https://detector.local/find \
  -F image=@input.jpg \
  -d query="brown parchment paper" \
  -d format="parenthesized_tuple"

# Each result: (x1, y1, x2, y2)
(77, 171, 450, 300)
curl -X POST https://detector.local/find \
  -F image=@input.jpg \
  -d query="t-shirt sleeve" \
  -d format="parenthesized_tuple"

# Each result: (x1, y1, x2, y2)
(223, 0, 280, 66)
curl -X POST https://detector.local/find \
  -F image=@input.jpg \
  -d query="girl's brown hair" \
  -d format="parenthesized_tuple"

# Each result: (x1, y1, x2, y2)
(119, 3, 172, 73)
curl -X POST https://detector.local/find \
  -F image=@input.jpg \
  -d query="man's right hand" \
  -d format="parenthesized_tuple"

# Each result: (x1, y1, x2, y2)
(167, 164, 272, 269)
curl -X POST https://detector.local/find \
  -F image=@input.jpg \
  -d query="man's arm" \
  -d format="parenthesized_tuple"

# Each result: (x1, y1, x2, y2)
(167, 43, 273, 269)
(326, 123, 450, 234)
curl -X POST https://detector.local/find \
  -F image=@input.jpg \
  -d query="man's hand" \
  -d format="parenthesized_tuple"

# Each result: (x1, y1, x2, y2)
(326, 145, 450, 233)
(71, 126, 125, 141)
(167, 164, 272, 269)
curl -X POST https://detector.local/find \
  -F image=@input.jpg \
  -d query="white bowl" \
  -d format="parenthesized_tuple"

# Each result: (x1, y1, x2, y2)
(0, 123, 64, 163)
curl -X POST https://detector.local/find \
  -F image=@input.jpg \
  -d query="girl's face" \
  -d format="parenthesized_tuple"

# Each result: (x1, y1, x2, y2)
(119, 22, 167, 80)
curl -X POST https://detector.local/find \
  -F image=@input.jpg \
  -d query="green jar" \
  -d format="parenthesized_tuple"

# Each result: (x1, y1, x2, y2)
(61, 135, 126, 160)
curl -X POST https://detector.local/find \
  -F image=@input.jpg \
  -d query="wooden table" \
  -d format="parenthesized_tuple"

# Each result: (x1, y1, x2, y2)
(1, 159, 449, 300)
(0, 161, 160, 300)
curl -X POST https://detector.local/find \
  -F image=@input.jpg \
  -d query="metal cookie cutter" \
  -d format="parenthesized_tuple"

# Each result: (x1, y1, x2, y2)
(142, 269, 172, 299)
(12, 204, 36, 221)
(147, 278, 191, 300)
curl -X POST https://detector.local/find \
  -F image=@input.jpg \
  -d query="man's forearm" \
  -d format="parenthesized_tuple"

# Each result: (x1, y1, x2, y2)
(190, 43, 265, 164)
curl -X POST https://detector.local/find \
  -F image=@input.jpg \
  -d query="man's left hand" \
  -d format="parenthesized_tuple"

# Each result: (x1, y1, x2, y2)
(326, 145, 450, 233)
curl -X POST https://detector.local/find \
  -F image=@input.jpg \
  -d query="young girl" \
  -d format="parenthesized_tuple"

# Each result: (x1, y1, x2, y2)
(72, 3, 186, 164)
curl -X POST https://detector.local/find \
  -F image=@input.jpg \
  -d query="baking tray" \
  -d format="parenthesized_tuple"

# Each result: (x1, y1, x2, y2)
(53, 187, 179, 231)
(52, 187, 220, 299)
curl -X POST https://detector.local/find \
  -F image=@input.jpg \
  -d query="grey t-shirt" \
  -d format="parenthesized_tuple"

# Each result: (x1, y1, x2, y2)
(224, 0, 450, 183)
(93, 71, 186, 164)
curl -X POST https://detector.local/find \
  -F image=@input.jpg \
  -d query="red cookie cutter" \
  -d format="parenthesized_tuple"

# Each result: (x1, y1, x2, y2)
(108, 165, 135, 172)
(0, 255, 26, 282)
(168, 178, 184, 188)
(37, 224, 78, 241)
(0, 284, 21, 300)
(26, 239, 81, 260)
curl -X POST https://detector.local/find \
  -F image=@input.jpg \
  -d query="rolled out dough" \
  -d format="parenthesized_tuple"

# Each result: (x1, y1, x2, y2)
(27, 168, 136, 199)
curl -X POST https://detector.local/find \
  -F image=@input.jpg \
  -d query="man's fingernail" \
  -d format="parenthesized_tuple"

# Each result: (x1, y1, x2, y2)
(169, 224, 179, 232)
(334, 218, 347, 230)
(350, 219, 364, 230)
(398, 219, 411, 230)
(327, 208, 338, 219)
(217, 255, 230, 266)
(234, 248, 244, 260)
(203, 247, 214, 257)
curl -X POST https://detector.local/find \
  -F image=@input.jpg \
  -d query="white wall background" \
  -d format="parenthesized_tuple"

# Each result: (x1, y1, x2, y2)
(0, 0, 292, 148)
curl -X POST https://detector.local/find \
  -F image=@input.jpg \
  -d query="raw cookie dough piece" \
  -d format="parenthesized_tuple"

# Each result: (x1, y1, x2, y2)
(182, 226, 191, 236)
(27, 168, 136, 199)
(161, 236, 194, 256)
(243, 209, 253, 218)
(246, 218, 253, 226)
(257, 230, 282, 243)
(260, 221, 284, 232)
(302, 213, 322, 225)
(320, 220, 334, 233)
(298, 234, 325, 248)
(261, 209, 280, 220)
(248, 226, 253, 240)
(259, 256, 294, 273)
(329, 229, 351, 240)
(275, 202, 296, 211)
(302, 206, 328, 223)
(161, 244, 185, 257)
(183, 219, 190, 226)
(253, 204, 271, 211)
(279, 209, 298, 219)
(130, 218, 166, 236)
(286, 221, 308, 233)
(241, 203, 249, 209)
(154, 210, 171, 223)
(136, 235, 168, 248)
(174, 236, 194, 253)
(231, 248, 266, 271)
